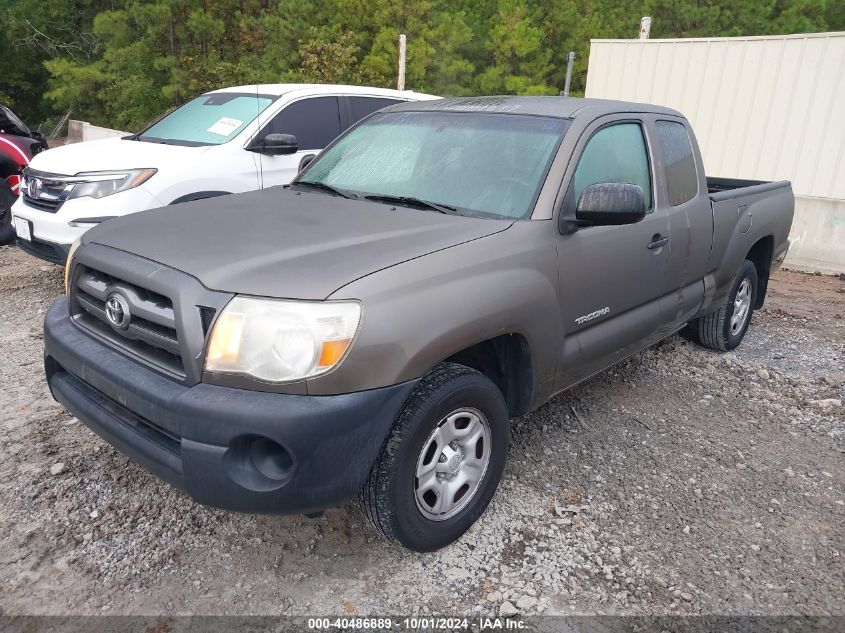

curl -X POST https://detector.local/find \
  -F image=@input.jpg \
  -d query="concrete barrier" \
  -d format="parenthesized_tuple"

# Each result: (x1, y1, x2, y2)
(67, 120, 128, 142)
(785, 197, 845, 275)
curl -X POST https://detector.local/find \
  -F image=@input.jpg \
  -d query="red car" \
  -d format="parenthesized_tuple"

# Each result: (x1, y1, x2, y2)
(0, 105, 48, 243)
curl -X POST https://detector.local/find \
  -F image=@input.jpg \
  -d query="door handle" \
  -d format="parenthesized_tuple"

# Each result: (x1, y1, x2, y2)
(648, 234, 669, 250)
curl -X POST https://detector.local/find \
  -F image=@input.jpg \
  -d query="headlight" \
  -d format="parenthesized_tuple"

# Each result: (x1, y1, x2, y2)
(66, 168, 157, 200)
(64, 235, 82, 294)
(205, 297, 362, 383)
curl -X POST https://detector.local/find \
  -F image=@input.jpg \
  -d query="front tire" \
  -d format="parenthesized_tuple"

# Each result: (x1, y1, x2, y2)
(0, 180, 16, 244)
(359, 363, 510, 552)
(686, 259, 758, 351)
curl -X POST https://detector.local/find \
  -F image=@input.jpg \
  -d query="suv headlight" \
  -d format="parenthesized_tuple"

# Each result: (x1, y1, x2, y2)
(205, 297, 362, 383)
(64, 235, 82, 294)
(67, 169, 157, 200)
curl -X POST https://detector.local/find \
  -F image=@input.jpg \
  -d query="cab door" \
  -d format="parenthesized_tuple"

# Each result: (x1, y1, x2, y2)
(651, 117, 711, 329)
(554, 117, 671, 389)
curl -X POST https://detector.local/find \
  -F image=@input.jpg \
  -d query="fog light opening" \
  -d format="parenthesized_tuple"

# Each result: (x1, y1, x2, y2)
(223, 435, 295, 492)
(250, 436, 293, 480)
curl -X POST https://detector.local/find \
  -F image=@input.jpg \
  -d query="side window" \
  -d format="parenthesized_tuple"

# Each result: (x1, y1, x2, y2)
(656, 121, 698, 205)
(266, 96, 341, 150)
(573, 122, 653, 210)
(348, 97, 402, 126)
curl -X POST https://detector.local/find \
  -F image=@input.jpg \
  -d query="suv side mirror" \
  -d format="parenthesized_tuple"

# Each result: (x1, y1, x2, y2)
(247, 133, 298, 156)
(575, 182, 645, 226)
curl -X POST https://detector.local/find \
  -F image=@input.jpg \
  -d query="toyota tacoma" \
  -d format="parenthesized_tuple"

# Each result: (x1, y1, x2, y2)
(44, 97, 794, 551)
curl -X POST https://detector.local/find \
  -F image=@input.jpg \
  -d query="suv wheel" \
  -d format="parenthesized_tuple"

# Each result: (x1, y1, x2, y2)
(686, 259, 759, 351)
(359, 363, 509, 552)
(0, 180, 16, 244)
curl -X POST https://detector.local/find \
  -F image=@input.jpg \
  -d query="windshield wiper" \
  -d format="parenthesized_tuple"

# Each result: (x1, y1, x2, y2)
(290, 181, 357, 200)
(363, 194, 459, 215)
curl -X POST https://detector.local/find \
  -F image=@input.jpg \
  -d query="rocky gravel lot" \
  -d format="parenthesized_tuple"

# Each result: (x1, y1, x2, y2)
(0, 244, 842, 617)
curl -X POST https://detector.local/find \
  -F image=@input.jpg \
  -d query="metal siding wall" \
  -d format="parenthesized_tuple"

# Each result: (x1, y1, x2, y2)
(585, 33, 845, 201)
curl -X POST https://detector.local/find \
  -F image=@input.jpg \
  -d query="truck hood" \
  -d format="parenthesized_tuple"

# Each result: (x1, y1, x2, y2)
(84, 187, 512, 300)
(28, 137, 207, 174)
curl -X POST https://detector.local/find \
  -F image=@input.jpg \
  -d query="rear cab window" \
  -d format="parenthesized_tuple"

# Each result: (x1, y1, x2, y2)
(655, 120, 699, 205)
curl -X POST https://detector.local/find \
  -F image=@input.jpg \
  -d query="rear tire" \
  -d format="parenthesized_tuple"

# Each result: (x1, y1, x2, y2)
(0, 180, 16, 244)
(686, 259, 758, 351)
(359, 363, 510, 552)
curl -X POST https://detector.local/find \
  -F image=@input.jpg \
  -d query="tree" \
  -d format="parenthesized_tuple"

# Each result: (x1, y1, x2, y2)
(0, 0, 836, 130)
(478, 0, 556, 94)
(297, 28, 362, 84)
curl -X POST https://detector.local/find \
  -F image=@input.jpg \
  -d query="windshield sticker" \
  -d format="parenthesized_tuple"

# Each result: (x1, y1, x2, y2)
(206, 117, 244, 137)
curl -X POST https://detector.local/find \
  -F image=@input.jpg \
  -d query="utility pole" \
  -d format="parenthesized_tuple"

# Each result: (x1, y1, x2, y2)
(562, 51, 575, 96)
(639, 16, 652, 40)
(397, 34, 407, 91)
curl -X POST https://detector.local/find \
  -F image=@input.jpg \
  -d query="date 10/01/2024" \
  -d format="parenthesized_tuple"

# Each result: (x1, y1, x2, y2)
(307, 616, 528, 630)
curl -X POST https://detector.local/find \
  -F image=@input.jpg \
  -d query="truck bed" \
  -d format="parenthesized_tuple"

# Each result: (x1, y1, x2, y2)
(704, 176, 794, 311)
(707, 176, 791, 201)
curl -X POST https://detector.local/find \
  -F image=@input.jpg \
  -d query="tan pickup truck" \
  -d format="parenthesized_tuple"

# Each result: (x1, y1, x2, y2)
(44, 96, 794, 551)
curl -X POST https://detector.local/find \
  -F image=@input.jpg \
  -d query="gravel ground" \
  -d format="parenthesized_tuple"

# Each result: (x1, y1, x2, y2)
(0, 244, 842, 617)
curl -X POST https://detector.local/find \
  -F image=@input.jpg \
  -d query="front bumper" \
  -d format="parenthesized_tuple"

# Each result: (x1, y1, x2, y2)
(44, 297, 416, 514)
(10, 185, 163, 260)
(16, 235, 69, 265)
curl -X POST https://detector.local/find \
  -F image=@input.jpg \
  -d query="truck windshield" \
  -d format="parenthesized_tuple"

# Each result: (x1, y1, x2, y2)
(137, 92, 276, 146)
(297, 111, 569, 220)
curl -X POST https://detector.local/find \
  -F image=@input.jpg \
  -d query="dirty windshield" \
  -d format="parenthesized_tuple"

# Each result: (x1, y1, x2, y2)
(297, 111, 569, 220)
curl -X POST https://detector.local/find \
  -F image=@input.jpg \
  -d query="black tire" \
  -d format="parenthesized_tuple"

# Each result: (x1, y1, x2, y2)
(359, 363, 510, 552)
(0, 180, 16, 244)
(686, 259, 758, 351)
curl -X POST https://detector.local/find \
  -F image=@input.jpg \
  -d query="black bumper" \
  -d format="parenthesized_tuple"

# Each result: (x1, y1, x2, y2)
(17, 236, 69, 265)
(44, 297, 416, 514)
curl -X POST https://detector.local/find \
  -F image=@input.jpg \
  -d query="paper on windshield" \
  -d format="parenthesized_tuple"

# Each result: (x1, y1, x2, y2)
(206, 117, 244, 137)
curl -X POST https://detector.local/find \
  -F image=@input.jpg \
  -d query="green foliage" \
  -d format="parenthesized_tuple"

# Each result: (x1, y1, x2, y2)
(298, 28, 363, 84)
(0, 0, 838, 131)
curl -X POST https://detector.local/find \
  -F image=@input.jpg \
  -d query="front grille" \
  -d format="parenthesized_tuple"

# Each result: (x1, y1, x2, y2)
(21, 169, 72, 213)
(72, 266, 185, 379)
(22, 192, 61, 212)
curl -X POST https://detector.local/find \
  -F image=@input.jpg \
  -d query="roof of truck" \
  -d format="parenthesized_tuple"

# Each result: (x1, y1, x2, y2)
(384, 95, 685, 119)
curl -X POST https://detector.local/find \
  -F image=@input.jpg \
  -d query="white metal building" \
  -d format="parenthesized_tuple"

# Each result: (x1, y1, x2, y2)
(585, 32, 845, 273)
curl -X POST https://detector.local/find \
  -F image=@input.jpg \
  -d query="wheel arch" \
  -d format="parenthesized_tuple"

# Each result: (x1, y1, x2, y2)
(442, 333, 534, 417)
(745, 235, 774, 309)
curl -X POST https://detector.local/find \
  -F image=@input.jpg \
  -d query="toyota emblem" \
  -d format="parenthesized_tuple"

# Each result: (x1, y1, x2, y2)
(105, 293, 130, 329)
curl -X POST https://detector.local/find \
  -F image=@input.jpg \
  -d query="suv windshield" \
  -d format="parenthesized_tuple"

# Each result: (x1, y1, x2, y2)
(296, 111, 570, 219)
(138, 92, 276, 146)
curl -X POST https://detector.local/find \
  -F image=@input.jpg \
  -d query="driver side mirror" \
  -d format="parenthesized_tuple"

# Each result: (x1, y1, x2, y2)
(575, 182, 645, 226)
(247, 133, 298, 156)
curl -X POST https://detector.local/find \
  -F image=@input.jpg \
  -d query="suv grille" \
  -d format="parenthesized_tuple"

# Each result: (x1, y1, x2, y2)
(72, 266, 185, 379)
(21, 171, 71, 213)
(22, 192, 62, 212)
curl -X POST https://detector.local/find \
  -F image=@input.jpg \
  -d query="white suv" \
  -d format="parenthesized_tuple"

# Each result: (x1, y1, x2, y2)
(11, 84, 438, 263)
